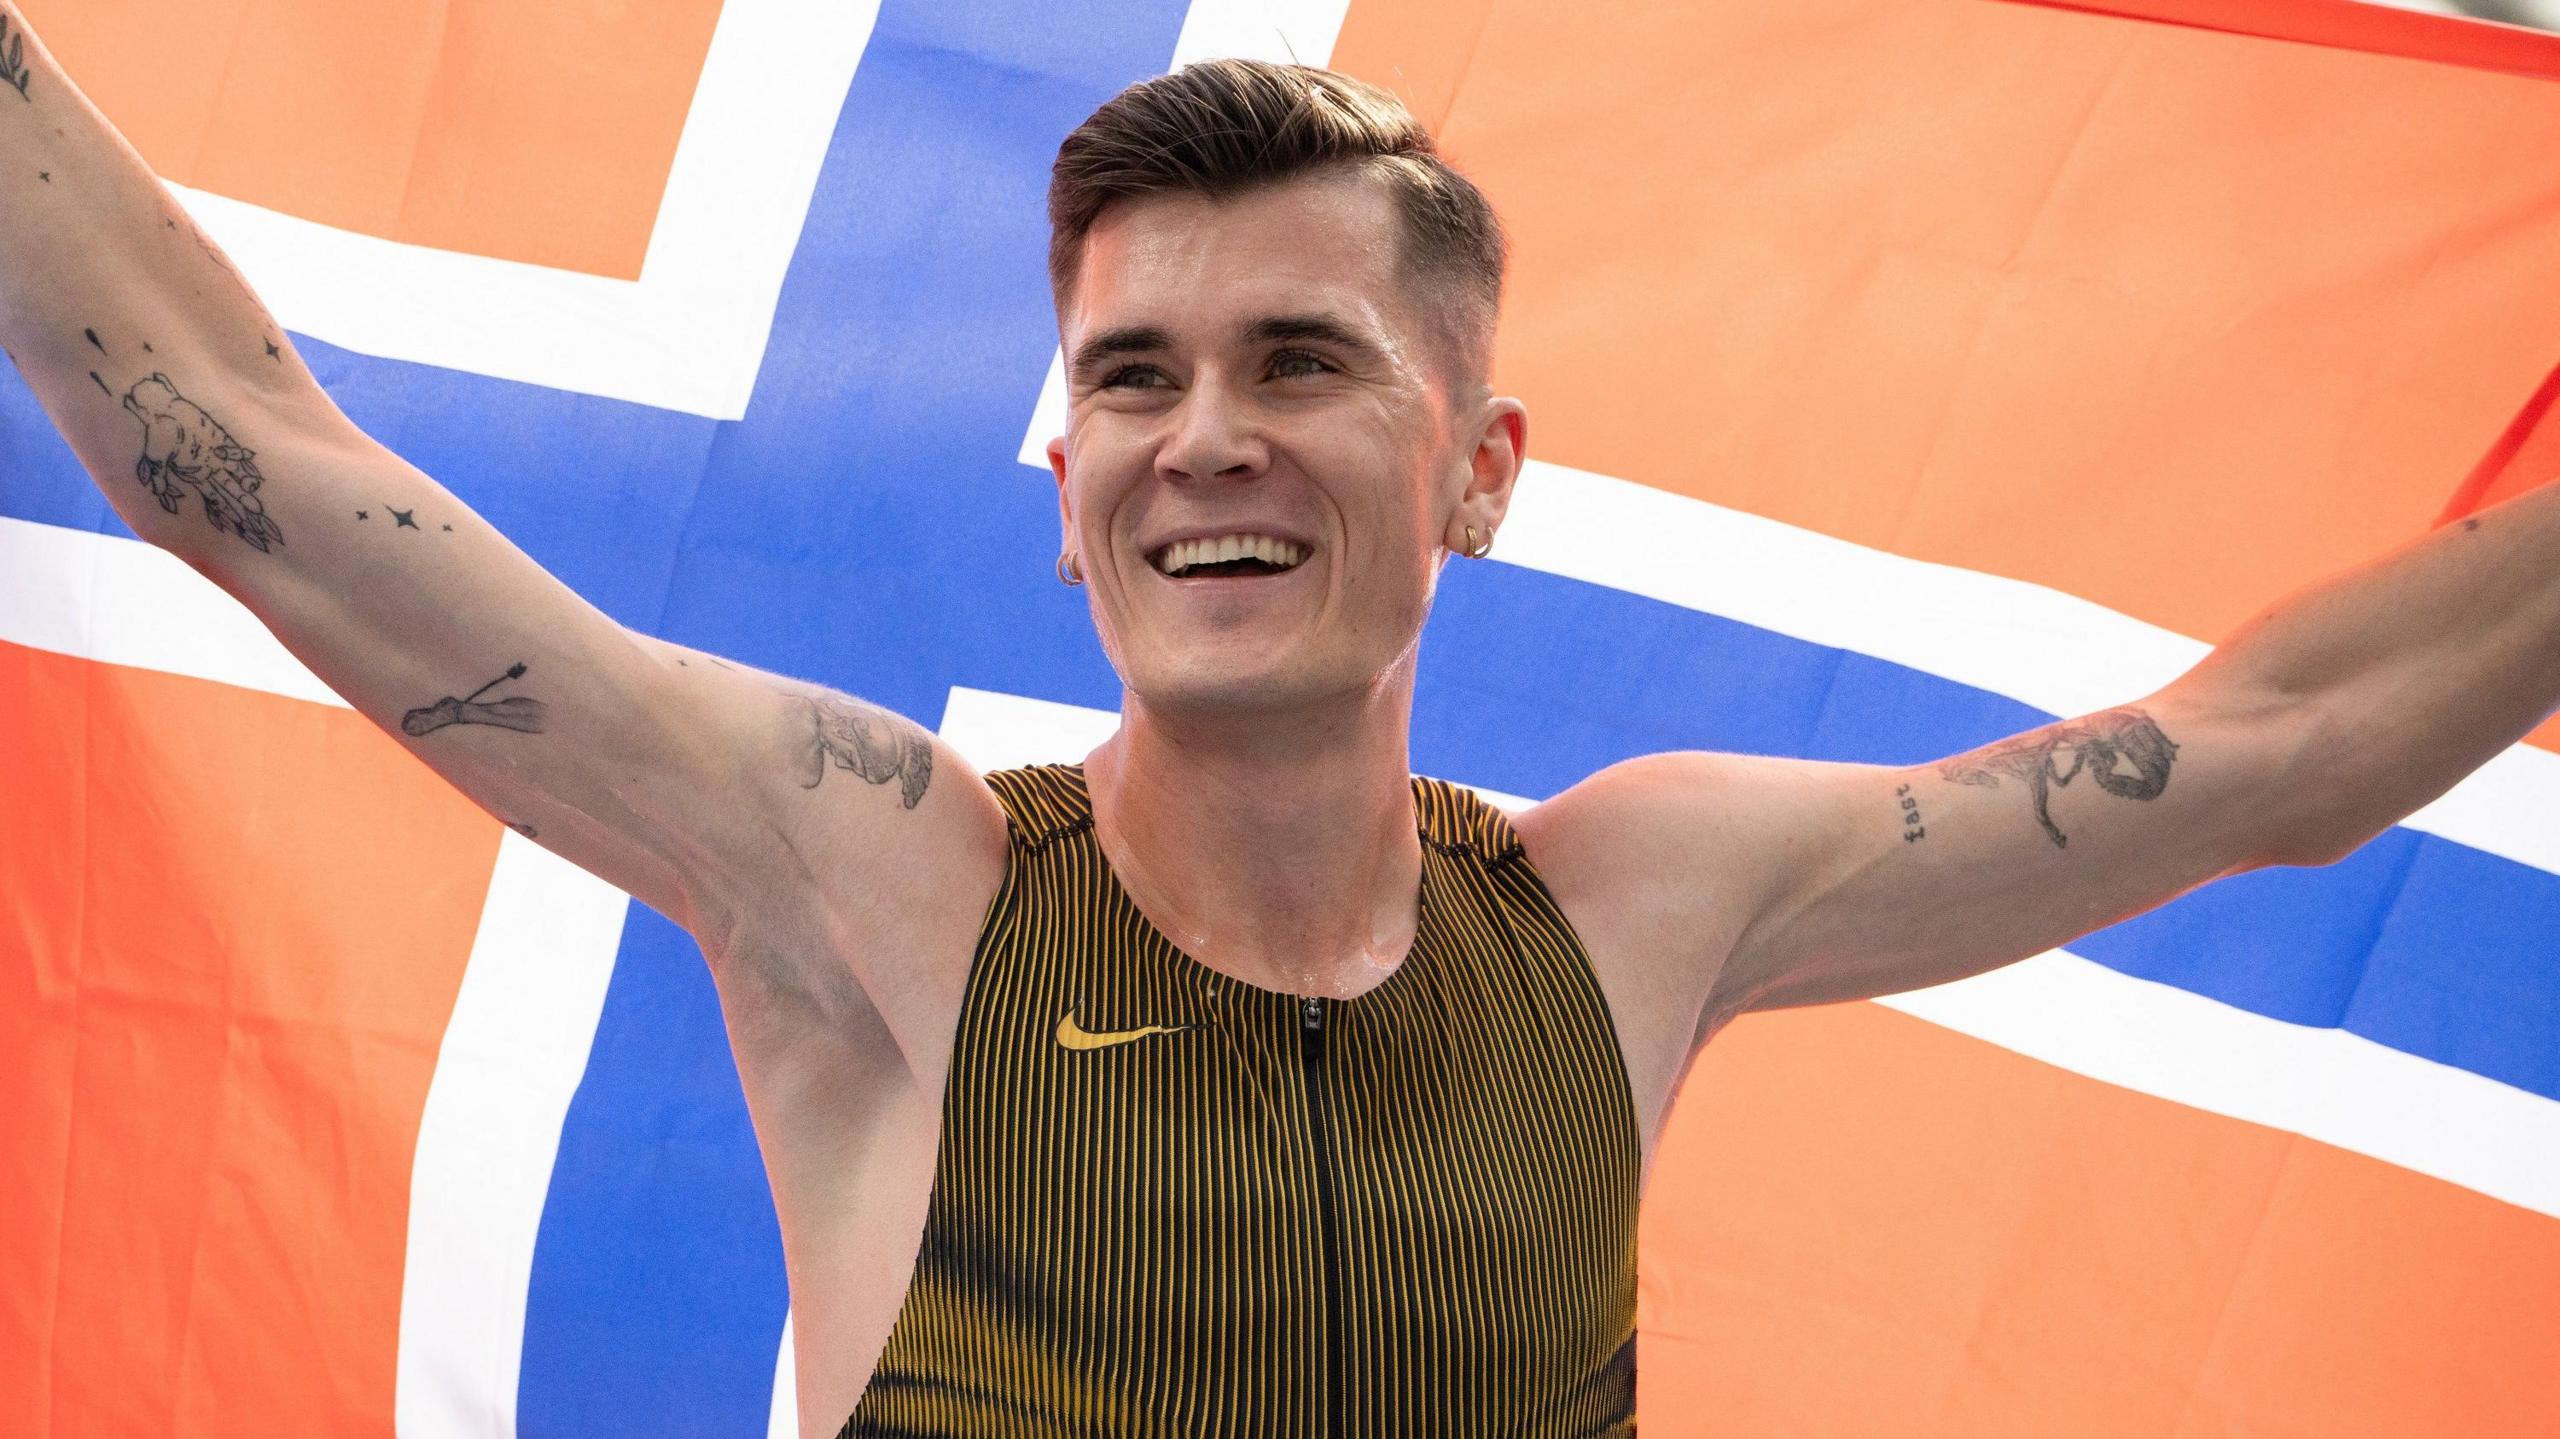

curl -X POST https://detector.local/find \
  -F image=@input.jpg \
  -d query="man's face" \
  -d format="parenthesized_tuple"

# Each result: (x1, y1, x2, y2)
(1050, 168, 1522, 721)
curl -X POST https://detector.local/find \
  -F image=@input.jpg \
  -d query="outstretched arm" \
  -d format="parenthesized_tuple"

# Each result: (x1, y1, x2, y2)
(0, 8, 1003, 956)
(1528, 472, 2560, 1045)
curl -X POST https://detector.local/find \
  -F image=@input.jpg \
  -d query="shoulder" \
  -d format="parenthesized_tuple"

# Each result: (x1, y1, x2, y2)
(1510, 753, 1826, 1160)
(692, 680, 1012, 1064)
(1513, 750, 1851, 1033)
(1516, 751, 1828, 903)
(1516, 755, 1722, 961)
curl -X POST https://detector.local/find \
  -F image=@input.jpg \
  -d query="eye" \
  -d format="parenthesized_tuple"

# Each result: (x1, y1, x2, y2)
(1098, 363, 1165, 391)
(1094, 351, 1333, 390)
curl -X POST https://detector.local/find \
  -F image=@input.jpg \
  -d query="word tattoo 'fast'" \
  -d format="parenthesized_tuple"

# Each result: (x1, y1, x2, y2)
(1939, 706, 2178, 849)
(801, 694, 934, 809)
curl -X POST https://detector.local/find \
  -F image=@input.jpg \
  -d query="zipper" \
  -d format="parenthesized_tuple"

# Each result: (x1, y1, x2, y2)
(1301, 994, 1345, 1438)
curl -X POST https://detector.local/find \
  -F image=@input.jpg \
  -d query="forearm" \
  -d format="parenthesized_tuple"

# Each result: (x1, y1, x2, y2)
(2180, 475, 2560, 863)
(0, 4, 330, 557)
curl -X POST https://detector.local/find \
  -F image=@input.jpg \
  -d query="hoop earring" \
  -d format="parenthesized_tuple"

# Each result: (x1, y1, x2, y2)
(1057, 551, 1084, 586)
(1462, 524, 1495, 560)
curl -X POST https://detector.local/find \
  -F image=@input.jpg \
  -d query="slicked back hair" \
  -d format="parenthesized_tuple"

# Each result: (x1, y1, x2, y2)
(1047, 59, 1507, 388)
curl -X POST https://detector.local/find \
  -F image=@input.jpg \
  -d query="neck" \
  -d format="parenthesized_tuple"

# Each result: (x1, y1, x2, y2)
(1085, 682, 1422, 1000)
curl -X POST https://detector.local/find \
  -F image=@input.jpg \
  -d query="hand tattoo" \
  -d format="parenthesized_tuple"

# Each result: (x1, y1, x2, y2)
(1939, 706, 2177, 849)
(119, 371, 285, 552)
(404, 663, 549, 737)
(799, 694, 933, 809)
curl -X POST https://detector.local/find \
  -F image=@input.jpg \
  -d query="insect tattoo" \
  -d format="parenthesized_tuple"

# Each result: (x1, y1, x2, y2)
(1894, 782, 1927, 843)
(1937, 706, 2178, 849)
(799, 694, 933, 809)
(403, 662, 549, 737)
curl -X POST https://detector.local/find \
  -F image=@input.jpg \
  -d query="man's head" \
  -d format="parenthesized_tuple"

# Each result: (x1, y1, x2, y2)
(1049, 60, 1506, 388)
(1044, 60, 1528, 724)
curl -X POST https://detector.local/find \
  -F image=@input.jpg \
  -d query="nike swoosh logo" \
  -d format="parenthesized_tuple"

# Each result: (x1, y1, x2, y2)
(1055, 1010, 1196, 1051)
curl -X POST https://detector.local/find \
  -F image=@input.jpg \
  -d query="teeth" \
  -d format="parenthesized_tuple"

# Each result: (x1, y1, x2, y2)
(1153, 534, 1309, 575)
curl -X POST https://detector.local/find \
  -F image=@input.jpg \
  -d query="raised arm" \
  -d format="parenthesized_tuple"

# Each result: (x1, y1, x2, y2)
(0, 9, 1002, 959)
(1527, 472, 2560, 1052)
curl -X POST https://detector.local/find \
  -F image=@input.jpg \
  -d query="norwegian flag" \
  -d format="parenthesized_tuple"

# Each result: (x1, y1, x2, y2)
(2, 0, 2556, 1435)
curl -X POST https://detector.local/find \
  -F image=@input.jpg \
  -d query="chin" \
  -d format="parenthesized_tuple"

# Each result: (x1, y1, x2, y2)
(1121, 643, 1366, 721)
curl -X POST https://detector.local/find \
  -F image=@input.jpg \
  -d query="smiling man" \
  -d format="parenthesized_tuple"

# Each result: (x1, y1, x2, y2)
(5, 26, 2559, 1438)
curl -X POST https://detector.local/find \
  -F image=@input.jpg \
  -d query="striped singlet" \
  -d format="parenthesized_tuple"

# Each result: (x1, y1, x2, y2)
(843, 765, 1640, 1438)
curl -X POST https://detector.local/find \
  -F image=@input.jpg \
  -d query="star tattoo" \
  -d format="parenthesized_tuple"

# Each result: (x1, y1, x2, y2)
(390, 507, 418, 529)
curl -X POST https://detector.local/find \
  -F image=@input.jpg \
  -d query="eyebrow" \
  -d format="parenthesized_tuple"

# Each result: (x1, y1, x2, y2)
(1067, 312, 1384, 385)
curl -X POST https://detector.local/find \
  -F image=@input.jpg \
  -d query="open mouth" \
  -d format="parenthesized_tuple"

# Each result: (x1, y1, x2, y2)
(1149, 533, 1311, 579)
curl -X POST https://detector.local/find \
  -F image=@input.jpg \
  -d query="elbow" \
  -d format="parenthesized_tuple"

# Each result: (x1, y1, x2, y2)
(2204, 686, 2385, 872)
(2241, 760, 2399, 874)
(2251, 823, 2380, 872)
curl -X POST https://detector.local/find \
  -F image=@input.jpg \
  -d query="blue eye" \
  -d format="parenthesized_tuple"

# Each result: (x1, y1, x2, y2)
(1270, 349, 1331, 377)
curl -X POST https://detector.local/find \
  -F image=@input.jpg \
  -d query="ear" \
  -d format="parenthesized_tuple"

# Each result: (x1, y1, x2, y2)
(1442, 396, 1528, 556)
(1048, 434, 1074, 549)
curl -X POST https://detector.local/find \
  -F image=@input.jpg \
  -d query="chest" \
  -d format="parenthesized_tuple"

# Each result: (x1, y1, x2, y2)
(724, 801, 1653, 1435)
(843, 885, 1642, 1436)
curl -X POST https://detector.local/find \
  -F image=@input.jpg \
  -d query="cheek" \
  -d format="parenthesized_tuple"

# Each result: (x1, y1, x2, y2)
(1064, 465, 1134, 547)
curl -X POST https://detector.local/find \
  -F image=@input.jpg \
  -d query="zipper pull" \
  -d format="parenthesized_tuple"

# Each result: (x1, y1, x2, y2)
(1302, 995, 1323, 1032)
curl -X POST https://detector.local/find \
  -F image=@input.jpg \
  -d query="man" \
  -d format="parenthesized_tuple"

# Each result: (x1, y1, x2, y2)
(2, 21, 2554, 1435)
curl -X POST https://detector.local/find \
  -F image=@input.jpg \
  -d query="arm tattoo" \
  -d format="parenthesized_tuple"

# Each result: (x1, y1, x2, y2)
(2, 14, 32, 103)
(116, 368, 285, 552)
(404, 662, 549, 737)
(799, 694, 932, 809)
(1938, 705, 2178, 849)
(1894, 782, 1927, 843)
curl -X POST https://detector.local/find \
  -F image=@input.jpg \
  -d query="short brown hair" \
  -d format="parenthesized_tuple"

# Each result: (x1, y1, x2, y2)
(1046, 59, 1507, 384)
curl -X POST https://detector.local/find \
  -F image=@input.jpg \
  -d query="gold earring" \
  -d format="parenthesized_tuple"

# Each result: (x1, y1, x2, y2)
(1057, 551, 1084, 586)
(1462, 524, 1494, 559)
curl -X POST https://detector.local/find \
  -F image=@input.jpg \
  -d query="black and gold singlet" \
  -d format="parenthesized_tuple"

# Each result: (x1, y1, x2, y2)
(844, 765, 1640, 1438)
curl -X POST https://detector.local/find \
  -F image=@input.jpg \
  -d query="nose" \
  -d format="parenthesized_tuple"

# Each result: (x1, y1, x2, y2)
(1155, 369, 1269, 484)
